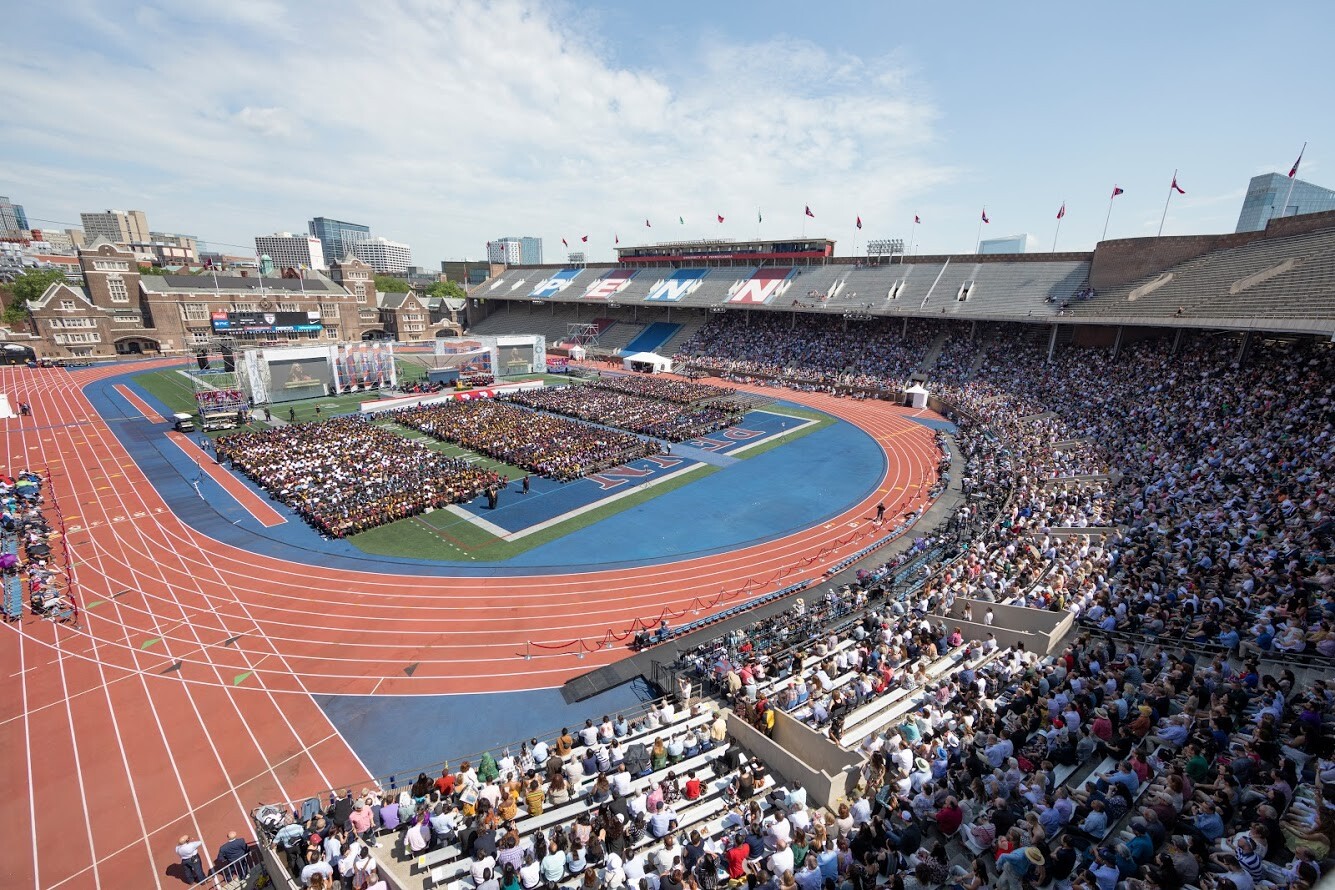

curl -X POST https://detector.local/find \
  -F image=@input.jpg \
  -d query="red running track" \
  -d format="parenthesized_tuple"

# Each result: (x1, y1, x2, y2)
(0, 363, 943, 889)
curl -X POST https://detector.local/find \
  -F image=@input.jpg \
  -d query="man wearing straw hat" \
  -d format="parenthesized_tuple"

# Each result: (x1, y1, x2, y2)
(994, 844, 1044, 890)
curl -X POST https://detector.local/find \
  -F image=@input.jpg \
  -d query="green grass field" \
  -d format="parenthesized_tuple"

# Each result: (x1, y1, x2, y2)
(348, 463, 718, 561)
(132, 366, 575, 432)
(129, 366, 830, 562)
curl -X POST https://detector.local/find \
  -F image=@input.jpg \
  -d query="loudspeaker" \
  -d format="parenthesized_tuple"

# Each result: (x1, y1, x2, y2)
(196, 351, 209, 371)
(221, 346, 235, 372)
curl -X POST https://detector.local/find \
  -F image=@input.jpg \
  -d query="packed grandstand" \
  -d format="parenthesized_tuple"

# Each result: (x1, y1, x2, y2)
(246, 213, 1335, 890)
(12, 214, 1335, 890)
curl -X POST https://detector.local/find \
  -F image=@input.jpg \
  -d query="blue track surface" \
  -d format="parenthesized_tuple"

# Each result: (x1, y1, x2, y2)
(507, 420, 882, 566)
(81, 367, 896, 788)
(316, 680, 657, 781)
(89, 370, 884, 575)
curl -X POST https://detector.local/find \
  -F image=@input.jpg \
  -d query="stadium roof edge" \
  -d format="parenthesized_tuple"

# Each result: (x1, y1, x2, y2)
(488, 251, 1094, 272)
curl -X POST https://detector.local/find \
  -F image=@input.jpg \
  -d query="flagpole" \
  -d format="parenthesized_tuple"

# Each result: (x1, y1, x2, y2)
(910, 219, 917, 257)
(1157, 170, 1176, 237)
(1279, 142, 1306, 224)
(974, 215, 984, 254)
(1053, 202, 1064, 253)
(1101, 195, 1115, 242)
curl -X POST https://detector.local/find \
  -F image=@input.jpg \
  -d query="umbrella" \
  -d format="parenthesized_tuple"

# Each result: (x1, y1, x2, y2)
(0, 553, 17, 569)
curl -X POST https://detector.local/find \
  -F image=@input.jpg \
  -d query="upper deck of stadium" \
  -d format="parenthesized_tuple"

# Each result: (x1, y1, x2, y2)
(475, 210, 1335, 336)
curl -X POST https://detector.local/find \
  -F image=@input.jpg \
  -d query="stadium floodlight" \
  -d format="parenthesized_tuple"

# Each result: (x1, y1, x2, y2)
(867, 239, 905, 257)
(709, 306, 727, 314)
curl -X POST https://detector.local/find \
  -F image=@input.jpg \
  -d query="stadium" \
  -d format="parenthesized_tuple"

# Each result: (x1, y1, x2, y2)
(3, 200, 1334, 890)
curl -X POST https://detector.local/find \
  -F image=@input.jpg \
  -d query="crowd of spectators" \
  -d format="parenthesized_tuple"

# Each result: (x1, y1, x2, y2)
(506, 386, 741, 443)
(256, 696, 753, 890)
(245, 316, 1335, 890)
(668, 316, 1335, 888)
(1, 469, 72, 622)
(675, 316, 945, 393)
(216, 417, 499, 537)
(586, 374, 737, 405)
(393, 400, 662, 482)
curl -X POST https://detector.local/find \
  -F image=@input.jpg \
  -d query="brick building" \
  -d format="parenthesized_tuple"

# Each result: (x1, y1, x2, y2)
(27, 240, 463, 358)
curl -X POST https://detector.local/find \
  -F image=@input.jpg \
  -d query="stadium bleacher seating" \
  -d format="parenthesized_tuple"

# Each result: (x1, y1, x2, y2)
(251, 295, 1335, 889)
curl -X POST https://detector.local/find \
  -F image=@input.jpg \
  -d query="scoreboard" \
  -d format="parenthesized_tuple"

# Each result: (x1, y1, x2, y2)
(210, 310, 322, 333)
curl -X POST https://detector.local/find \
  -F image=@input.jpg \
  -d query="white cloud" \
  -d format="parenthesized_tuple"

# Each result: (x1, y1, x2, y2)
(0, 0, 952, 261)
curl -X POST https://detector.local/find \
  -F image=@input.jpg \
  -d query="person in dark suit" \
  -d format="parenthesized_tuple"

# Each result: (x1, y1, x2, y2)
(215, 832, 250, 880)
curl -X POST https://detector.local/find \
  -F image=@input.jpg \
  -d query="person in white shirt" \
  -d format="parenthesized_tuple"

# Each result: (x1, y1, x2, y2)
(406, 819, 430, 854)
(471, 849, 497, 885)
(768, 839, 795, 878)
(519, 851, 542, 889)
(610, 765, 633, 797)
(768, 811, 792, 846)
(850, 796, 872, 826)
(300, 855, 334, 887)
(602, 852, 627, 889)
(175, 836, 206, 884)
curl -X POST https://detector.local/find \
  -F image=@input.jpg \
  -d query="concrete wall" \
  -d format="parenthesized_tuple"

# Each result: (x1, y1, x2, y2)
(941, 597, 1070, 656)
(1088, 210, 1335, 291)
(726, 710, 861, 812)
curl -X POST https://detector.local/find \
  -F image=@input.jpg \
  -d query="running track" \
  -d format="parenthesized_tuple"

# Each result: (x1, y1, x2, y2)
(0, 362, 941, 888)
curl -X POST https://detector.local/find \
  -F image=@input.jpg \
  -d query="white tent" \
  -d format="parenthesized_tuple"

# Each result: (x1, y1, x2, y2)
(568, 345, 587, 361)
(903, 383, 929, 409)
(621, 351, 673, 374)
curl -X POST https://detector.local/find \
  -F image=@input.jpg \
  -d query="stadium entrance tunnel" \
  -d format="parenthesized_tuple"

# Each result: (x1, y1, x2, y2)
(114, 336, 160, 355)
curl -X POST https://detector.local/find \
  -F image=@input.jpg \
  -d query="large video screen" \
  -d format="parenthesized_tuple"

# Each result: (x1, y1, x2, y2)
(268, 357, 332, 400)
(212, 310, 322, 333)
(498, 344, 535, 376)
(334, 343, 394, 388)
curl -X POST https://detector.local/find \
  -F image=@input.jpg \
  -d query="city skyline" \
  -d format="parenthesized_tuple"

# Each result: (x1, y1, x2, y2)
(2, 0, 1332, 265)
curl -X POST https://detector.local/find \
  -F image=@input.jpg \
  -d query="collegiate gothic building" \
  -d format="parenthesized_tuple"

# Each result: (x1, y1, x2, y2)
(27, 239, 458, 358)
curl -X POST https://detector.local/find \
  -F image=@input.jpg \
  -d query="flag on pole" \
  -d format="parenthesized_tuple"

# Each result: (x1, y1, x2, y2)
(1171, 176, 1185, 194)
(856, 215, 862, 229)
(1289, 146, 1305, 178)
(561, 237, 568, 247)
(804, 205, 815, 218)
(717, 214, 724, 223)
(981, 209, 989, 223)
(678, 216, 684, 225)
(1111, 186, 1124, 198)
(758, 209, 763, 223)
(645, 219, 651, 227)
(615, 234, 619, 245)
(914, 215, 921, 224)
(581, 235, 588, 243)
(1057, 203, 1066, 219)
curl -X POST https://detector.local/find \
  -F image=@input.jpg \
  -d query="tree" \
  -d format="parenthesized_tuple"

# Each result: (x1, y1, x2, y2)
(427, 280, 468, 300)
(9, 267, 67, 306)
(0, 286, 26, 326)
(374, 274, 411, 293)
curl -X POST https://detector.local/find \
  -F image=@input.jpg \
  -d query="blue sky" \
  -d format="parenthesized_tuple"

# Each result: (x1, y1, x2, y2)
(2, 0, 1330, 266)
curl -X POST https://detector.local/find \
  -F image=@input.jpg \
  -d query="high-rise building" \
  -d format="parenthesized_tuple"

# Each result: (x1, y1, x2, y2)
(440, 259, 493, 286)
(80, 209, 150, 245)
(0, 196, 28, 234)
(254, 233, 326, 270)
(487, 236, 542, 265)
(308, 216, 371, 266)
(1235, 173, 1335, 232)
(351, 236, 412, 275)
(978, 234, 1039, 254)
(149, 232, 199, 260)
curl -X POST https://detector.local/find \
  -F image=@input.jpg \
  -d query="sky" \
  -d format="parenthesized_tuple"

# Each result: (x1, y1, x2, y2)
(2, 0, 1332, 267)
